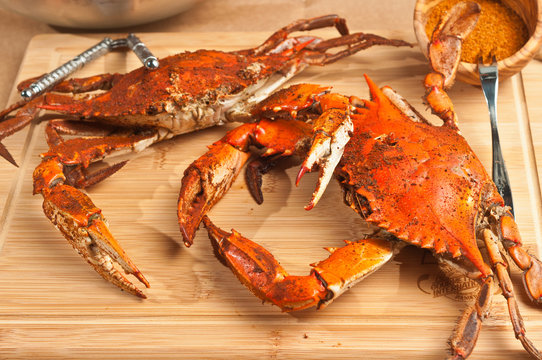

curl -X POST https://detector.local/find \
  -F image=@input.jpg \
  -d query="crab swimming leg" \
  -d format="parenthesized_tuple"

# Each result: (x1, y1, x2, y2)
(495, 212, 542, 358)
(500, 214, 542, 304)
(0, 73, 125, 166)
(33, 120, 161, 297)
(204, 216, 399, 311)
(245, 14, 410, 65)
(448, 216, 542, 360)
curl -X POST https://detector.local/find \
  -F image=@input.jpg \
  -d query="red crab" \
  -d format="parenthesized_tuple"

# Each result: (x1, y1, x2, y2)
(0, 15, 409, 167)
(0, 16, 411, 298)
(177, 3, 542, 359)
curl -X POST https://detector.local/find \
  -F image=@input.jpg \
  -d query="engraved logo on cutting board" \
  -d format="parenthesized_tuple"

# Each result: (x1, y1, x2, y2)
(417, 253, 480, 302)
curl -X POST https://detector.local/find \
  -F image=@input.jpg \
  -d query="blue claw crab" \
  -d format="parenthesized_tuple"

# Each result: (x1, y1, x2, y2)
(177, 3, 542, 359)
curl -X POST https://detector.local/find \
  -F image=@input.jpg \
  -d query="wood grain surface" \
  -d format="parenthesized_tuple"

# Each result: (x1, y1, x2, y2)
(0, 30, 541, 359)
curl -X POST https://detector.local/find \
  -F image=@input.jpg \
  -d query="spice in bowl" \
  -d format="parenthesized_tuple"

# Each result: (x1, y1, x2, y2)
(425, 0, 529, 63)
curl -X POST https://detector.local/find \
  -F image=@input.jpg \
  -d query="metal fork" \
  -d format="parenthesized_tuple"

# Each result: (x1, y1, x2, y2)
(478, 56, 514, 215)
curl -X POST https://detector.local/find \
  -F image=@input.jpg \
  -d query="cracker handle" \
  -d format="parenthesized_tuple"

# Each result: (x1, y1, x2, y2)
(127, 33, 159, 70)
(20, 37, 114, 100)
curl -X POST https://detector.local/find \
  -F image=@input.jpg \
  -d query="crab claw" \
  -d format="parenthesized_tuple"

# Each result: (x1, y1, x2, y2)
(178, 141, 251, 246)
(179, 118, 313, 245)
(428, 1, 481, 88)
(41, 184, 149, 298)
(296, 95, 354, 210)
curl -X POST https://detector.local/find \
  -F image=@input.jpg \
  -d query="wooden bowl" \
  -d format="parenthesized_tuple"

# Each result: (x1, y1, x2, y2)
(414, 0, 542, 85)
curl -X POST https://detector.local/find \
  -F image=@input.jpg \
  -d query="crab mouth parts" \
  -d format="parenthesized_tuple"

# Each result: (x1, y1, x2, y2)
(340, 182, 372, 219)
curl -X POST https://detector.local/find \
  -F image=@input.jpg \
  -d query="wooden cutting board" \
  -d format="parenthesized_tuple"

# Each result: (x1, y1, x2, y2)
(0, 31, 541, 359)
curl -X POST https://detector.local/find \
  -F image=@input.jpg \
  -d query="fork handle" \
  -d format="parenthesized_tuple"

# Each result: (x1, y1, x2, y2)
(480, 74, 515, 215)
(491, 116, 514, 215)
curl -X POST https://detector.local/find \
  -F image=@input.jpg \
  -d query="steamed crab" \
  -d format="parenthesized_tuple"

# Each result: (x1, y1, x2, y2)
(0, 16, 409, 297)
(177, 4, 542, 359)
(0, 15, 408, 167)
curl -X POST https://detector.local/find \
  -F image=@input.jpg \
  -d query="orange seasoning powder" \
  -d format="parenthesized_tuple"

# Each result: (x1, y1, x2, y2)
(425, 0, 529, 63)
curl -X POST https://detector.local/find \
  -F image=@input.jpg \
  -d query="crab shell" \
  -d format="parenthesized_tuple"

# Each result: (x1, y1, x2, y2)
(339, 76, 498, 277)
(39, 50, 308, 138)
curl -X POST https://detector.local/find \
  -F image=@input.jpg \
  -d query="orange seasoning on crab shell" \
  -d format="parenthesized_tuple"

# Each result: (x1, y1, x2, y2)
(425, 0, 529, 63)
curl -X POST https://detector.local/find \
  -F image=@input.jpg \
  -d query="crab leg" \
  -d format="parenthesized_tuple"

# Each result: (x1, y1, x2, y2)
(0, 73, 126, 166)
(241, 14, 411, 64)
(0, 97, 44, 166)
(424, 1, 481, 129)
(448, 276, 494, 360)
(242, 15, 412, 76)
(482, 228, 542, 359)
(1, 72, 123, 121)
(247, 14, 411, 63)
(248, 14, 349, 56)
(40, 120, 160, 169)
(448, 221, 542, 359)
(448, 209, 542, 360)
(45, 118, 122, 139)
(304, 33, 412, 66)
(204, 216, 397, 311)
(33, 122, 161, 297)
(498, 213, 542, 304)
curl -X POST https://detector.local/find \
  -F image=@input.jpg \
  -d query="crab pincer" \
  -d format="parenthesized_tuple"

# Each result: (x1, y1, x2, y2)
(295, 92, 355, 210)
(38, 183, 150, 297)
(33, 120, 158, 297)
